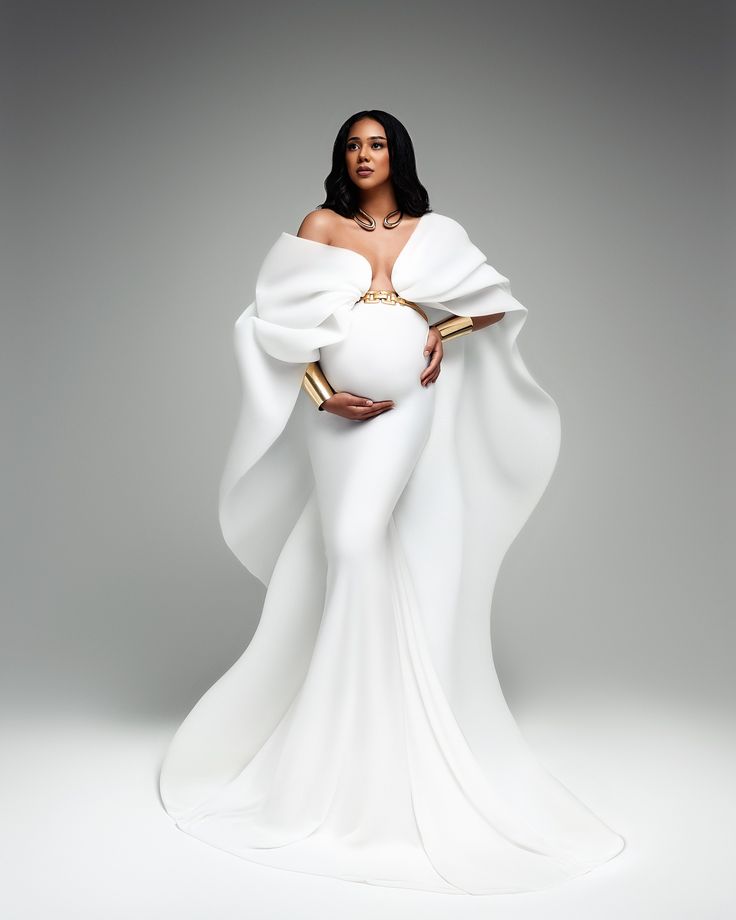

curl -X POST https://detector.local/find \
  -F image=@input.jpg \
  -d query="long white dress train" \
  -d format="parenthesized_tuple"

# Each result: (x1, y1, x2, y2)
(159, 212, 626, 894)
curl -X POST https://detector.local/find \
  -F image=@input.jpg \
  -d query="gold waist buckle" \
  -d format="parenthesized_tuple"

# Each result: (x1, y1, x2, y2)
(357, 289, 428, 324)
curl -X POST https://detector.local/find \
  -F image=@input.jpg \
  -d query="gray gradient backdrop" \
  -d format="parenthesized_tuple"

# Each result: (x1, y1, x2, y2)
(4, 3, 733, 725)
(3, 2, 735, 917)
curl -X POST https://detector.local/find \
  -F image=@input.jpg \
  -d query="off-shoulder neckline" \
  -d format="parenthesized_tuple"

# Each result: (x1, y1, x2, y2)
(281, 211, 435, 290)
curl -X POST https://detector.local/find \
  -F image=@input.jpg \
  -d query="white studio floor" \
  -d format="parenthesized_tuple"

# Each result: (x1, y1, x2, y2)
(2, 694, 732, 920)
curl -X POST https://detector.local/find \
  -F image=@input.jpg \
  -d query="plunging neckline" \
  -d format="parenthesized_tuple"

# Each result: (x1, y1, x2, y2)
(283, 212, 431, 292)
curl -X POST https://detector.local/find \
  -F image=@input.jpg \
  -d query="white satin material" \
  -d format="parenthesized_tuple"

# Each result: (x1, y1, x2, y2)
(159, 212, 625, 893)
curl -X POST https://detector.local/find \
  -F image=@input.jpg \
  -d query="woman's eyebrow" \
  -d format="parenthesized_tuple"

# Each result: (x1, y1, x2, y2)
(347, 135, 386, 142)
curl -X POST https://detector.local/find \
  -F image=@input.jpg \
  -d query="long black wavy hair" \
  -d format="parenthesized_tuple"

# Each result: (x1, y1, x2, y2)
(318, 110, 432, 219)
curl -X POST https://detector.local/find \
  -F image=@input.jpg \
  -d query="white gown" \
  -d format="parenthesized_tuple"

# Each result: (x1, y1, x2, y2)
(159, 211, 626, 894)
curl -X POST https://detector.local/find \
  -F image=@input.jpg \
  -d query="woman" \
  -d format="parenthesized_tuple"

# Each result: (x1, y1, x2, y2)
(159, 110, 625, 895)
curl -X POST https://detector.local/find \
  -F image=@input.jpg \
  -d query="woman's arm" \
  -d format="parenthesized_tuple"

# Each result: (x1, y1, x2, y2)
(464, 311, 505, 332)
(430, 311, 506, 337)
(420, 310, 506, 386)
(302, 360, 395, 419)
(302, 361, 335, 411)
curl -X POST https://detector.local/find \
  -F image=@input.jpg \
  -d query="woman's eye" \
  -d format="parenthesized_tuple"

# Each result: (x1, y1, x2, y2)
(347, 142, 384, 151)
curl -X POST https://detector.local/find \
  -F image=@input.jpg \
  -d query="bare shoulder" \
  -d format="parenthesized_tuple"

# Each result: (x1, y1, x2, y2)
(296, 208, 337, 244)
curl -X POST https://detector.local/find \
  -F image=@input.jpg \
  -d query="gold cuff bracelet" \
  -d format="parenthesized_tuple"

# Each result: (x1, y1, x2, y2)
(303, 361, 336, 410)
(430, 314, 474, 341)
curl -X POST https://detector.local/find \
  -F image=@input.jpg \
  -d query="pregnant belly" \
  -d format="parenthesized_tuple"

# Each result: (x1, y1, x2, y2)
(319, 302, 430, 401)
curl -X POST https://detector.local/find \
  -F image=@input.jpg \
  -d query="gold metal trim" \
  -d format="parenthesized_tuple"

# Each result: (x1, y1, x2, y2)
(430, 314, 474, 341)
(357, 289, 429, 324)
(302, 361, 335, 410)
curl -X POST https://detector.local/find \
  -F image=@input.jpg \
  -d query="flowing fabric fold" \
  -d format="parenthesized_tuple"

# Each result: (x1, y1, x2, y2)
(159, 213, 625, 892)
(218, 237, 370, 586)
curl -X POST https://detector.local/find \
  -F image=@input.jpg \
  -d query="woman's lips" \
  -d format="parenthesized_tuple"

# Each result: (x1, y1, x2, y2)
(357, 169, 373, 176)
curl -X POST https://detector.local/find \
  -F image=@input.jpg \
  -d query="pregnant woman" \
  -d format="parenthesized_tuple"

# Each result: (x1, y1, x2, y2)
(159, 109, 626, 894)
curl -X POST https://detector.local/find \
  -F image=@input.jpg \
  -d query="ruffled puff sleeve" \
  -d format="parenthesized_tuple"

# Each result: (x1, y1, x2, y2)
(218, 233, 367, 584)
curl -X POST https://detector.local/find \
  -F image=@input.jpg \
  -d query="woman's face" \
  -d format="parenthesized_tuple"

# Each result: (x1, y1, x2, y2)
(345, 118, 391, 189)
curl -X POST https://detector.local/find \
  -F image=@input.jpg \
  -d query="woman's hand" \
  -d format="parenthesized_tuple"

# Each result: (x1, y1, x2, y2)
(421, 326, 443, 386)
(321, 391, 395, 420)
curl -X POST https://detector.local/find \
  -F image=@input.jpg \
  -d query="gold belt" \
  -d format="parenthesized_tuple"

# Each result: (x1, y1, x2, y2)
(357, 289, 428, 324)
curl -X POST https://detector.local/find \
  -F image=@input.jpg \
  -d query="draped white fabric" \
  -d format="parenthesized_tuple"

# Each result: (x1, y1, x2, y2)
(159, 212, 625, 893)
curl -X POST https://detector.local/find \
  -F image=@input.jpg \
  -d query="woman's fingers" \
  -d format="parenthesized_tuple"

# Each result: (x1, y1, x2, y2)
(425, 349, 442, 372)
(421, 356, 442, 385)
(353, 400, 394, 418)
(420, 337, 443, 386)
(357, 406, 394, 419)
(342, 394, 394, 420)
(322, 393, 397, 419)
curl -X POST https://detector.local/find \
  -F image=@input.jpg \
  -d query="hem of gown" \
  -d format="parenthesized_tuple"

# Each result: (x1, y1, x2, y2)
(163, 506, 628, 897)
(172, 819, 627, 896)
